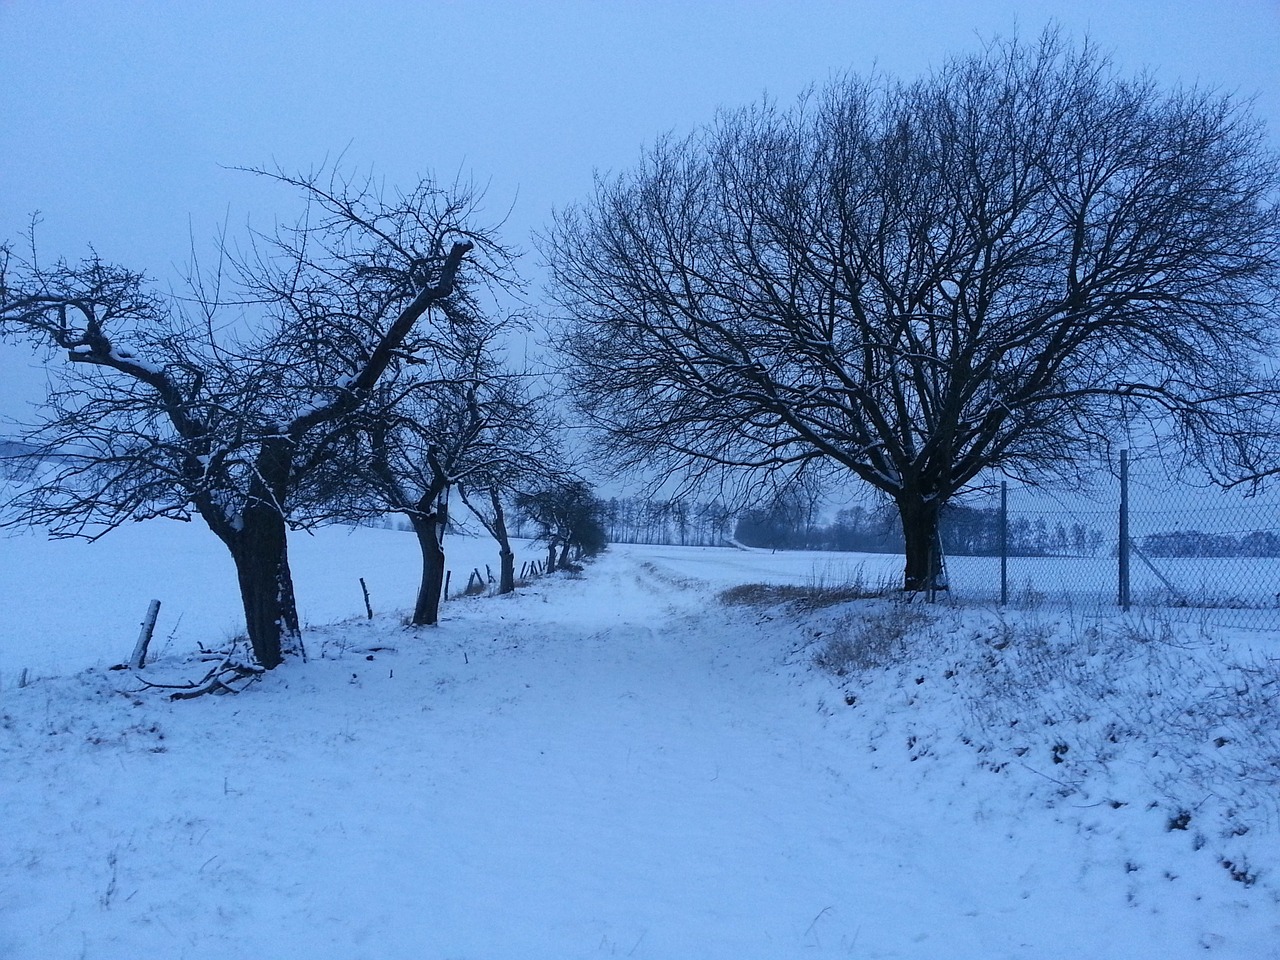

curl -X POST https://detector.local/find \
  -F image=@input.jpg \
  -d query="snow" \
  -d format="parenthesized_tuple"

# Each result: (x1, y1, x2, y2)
(107, 347, 164, 376)
(1, 529, 1278, 958)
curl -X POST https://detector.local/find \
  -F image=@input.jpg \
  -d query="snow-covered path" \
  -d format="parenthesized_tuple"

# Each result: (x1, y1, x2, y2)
(2, 541, 1275, 958)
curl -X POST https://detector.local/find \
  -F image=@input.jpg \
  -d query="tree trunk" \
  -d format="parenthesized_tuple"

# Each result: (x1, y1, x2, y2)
(896, 493, 946, 593)
(488, 487, 516, 594)
(228, 512, 300, 670)
(558, 537, 572, 568)
(546, 540, 558, 574)
(409, 511, 446, 625)
(408, 484, 450, 626)
(498, 547, 515, 593)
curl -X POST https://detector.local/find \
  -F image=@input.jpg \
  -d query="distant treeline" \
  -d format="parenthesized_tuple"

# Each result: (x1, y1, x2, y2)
(303, 488, 1280, 560)
(736, 496, 1280, 559)
(1140, 529, 1280, 558)
(600, 497, 735, 547)
(0, 440, 45, 482)
(735, 502, 1107, 558)
(943, 506, 1108, 557)
(591, 495, 1114, 557)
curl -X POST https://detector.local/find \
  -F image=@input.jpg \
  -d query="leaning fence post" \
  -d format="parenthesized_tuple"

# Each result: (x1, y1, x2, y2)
(131, 599, 161, 669)
(1119, 449, 1131, 612)
(359, 577, 373, 620)
(1000, 481, 1008, 606)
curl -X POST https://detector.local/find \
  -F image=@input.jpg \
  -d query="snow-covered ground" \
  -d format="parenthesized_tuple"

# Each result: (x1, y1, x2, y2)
(2, 527, 1278, 958)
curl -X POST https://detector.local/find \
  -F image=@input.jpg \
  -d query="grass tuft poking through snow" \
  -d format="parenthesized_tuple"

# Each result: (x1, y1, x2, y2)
(719, 565, 896, 612)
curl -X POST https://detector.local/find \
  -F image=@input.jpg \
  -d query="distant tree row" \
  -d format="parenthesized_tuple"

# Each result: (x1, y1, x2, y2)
(0, 440, 41, 482)
(596, 497, 734, 547)
(735, 498, 1107, 558)
(1140, 529, 1280, 558)
(944, 506, 1107, 558)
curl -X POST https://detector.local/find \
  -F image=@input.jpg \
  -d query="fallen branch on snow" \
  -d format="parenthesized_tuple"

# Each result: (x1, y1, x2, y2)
(133, 656, 264, 701)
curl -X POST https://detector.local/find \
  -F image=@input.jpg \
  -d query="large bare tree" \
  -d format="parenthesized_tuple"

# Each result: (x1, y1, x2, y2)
(0, 167, 502, 667)
(547, 31, 1280, 590)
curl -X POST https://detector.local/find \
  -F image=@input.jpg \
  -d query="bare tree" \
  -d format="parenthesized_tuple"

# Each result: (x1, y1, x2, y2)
(0, 167, 502, 667)
(334, 327, 563, 624)
(516, 480, 607, 572)
(454, 383, 567, 597)
(547, 30, 1280, 590)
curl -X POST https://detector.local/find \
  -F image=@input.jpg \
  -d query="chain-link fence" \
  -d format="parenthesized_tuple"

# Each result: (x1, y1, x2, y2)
(943, 453, 1280, 631)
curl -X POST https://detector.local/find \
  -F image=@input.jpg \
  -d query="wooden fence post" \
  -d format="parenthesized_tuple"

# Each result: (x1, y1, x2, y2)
(359, 578, 373, 619)
(131, 599, 161, 669)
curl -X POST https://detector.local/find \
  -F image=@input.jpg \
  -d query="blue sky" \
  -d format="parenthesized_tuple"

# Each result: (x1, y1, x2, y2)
(2, 0, 1278, 423)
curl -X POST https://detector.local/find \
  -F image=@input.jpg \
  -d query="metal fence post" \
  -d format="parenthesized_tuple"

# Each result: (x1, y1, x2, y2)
(1000, 480, 1008, 606)
(1119, 449, 1131, 612)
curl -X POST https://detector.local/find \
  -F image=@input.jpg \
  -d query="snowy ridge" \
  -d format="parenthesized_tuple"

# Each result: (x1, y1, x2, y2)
(1, 538, 1278, 958)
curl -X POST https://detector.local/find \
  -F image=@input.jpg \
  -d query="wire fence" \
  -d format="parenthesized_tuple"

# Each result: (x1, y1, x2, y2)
(944, 453, 1280, 631)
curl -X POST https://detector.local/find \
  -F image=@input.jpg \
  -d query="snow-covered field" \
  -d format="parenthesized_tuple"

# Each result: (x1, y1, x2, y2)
(2, 526, 1278, 958)
(0, 521, 534, 681)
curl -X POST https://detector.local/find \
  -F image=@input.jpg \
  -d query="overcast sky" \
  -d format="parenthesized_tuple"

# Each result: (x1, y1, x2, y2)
(2, 0, 1278, 425)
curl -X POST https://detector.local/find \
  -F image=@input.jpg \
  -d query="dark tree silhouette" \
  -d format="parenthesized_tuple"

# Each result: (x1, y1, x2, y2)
(517, 481, 607, 572)
(547, 31, 1280, 590)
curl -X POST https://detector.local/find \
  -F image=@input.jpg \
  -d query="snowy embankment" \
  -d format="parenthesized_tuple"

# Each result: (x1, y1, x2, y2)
(1, 531, 1278, 959)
